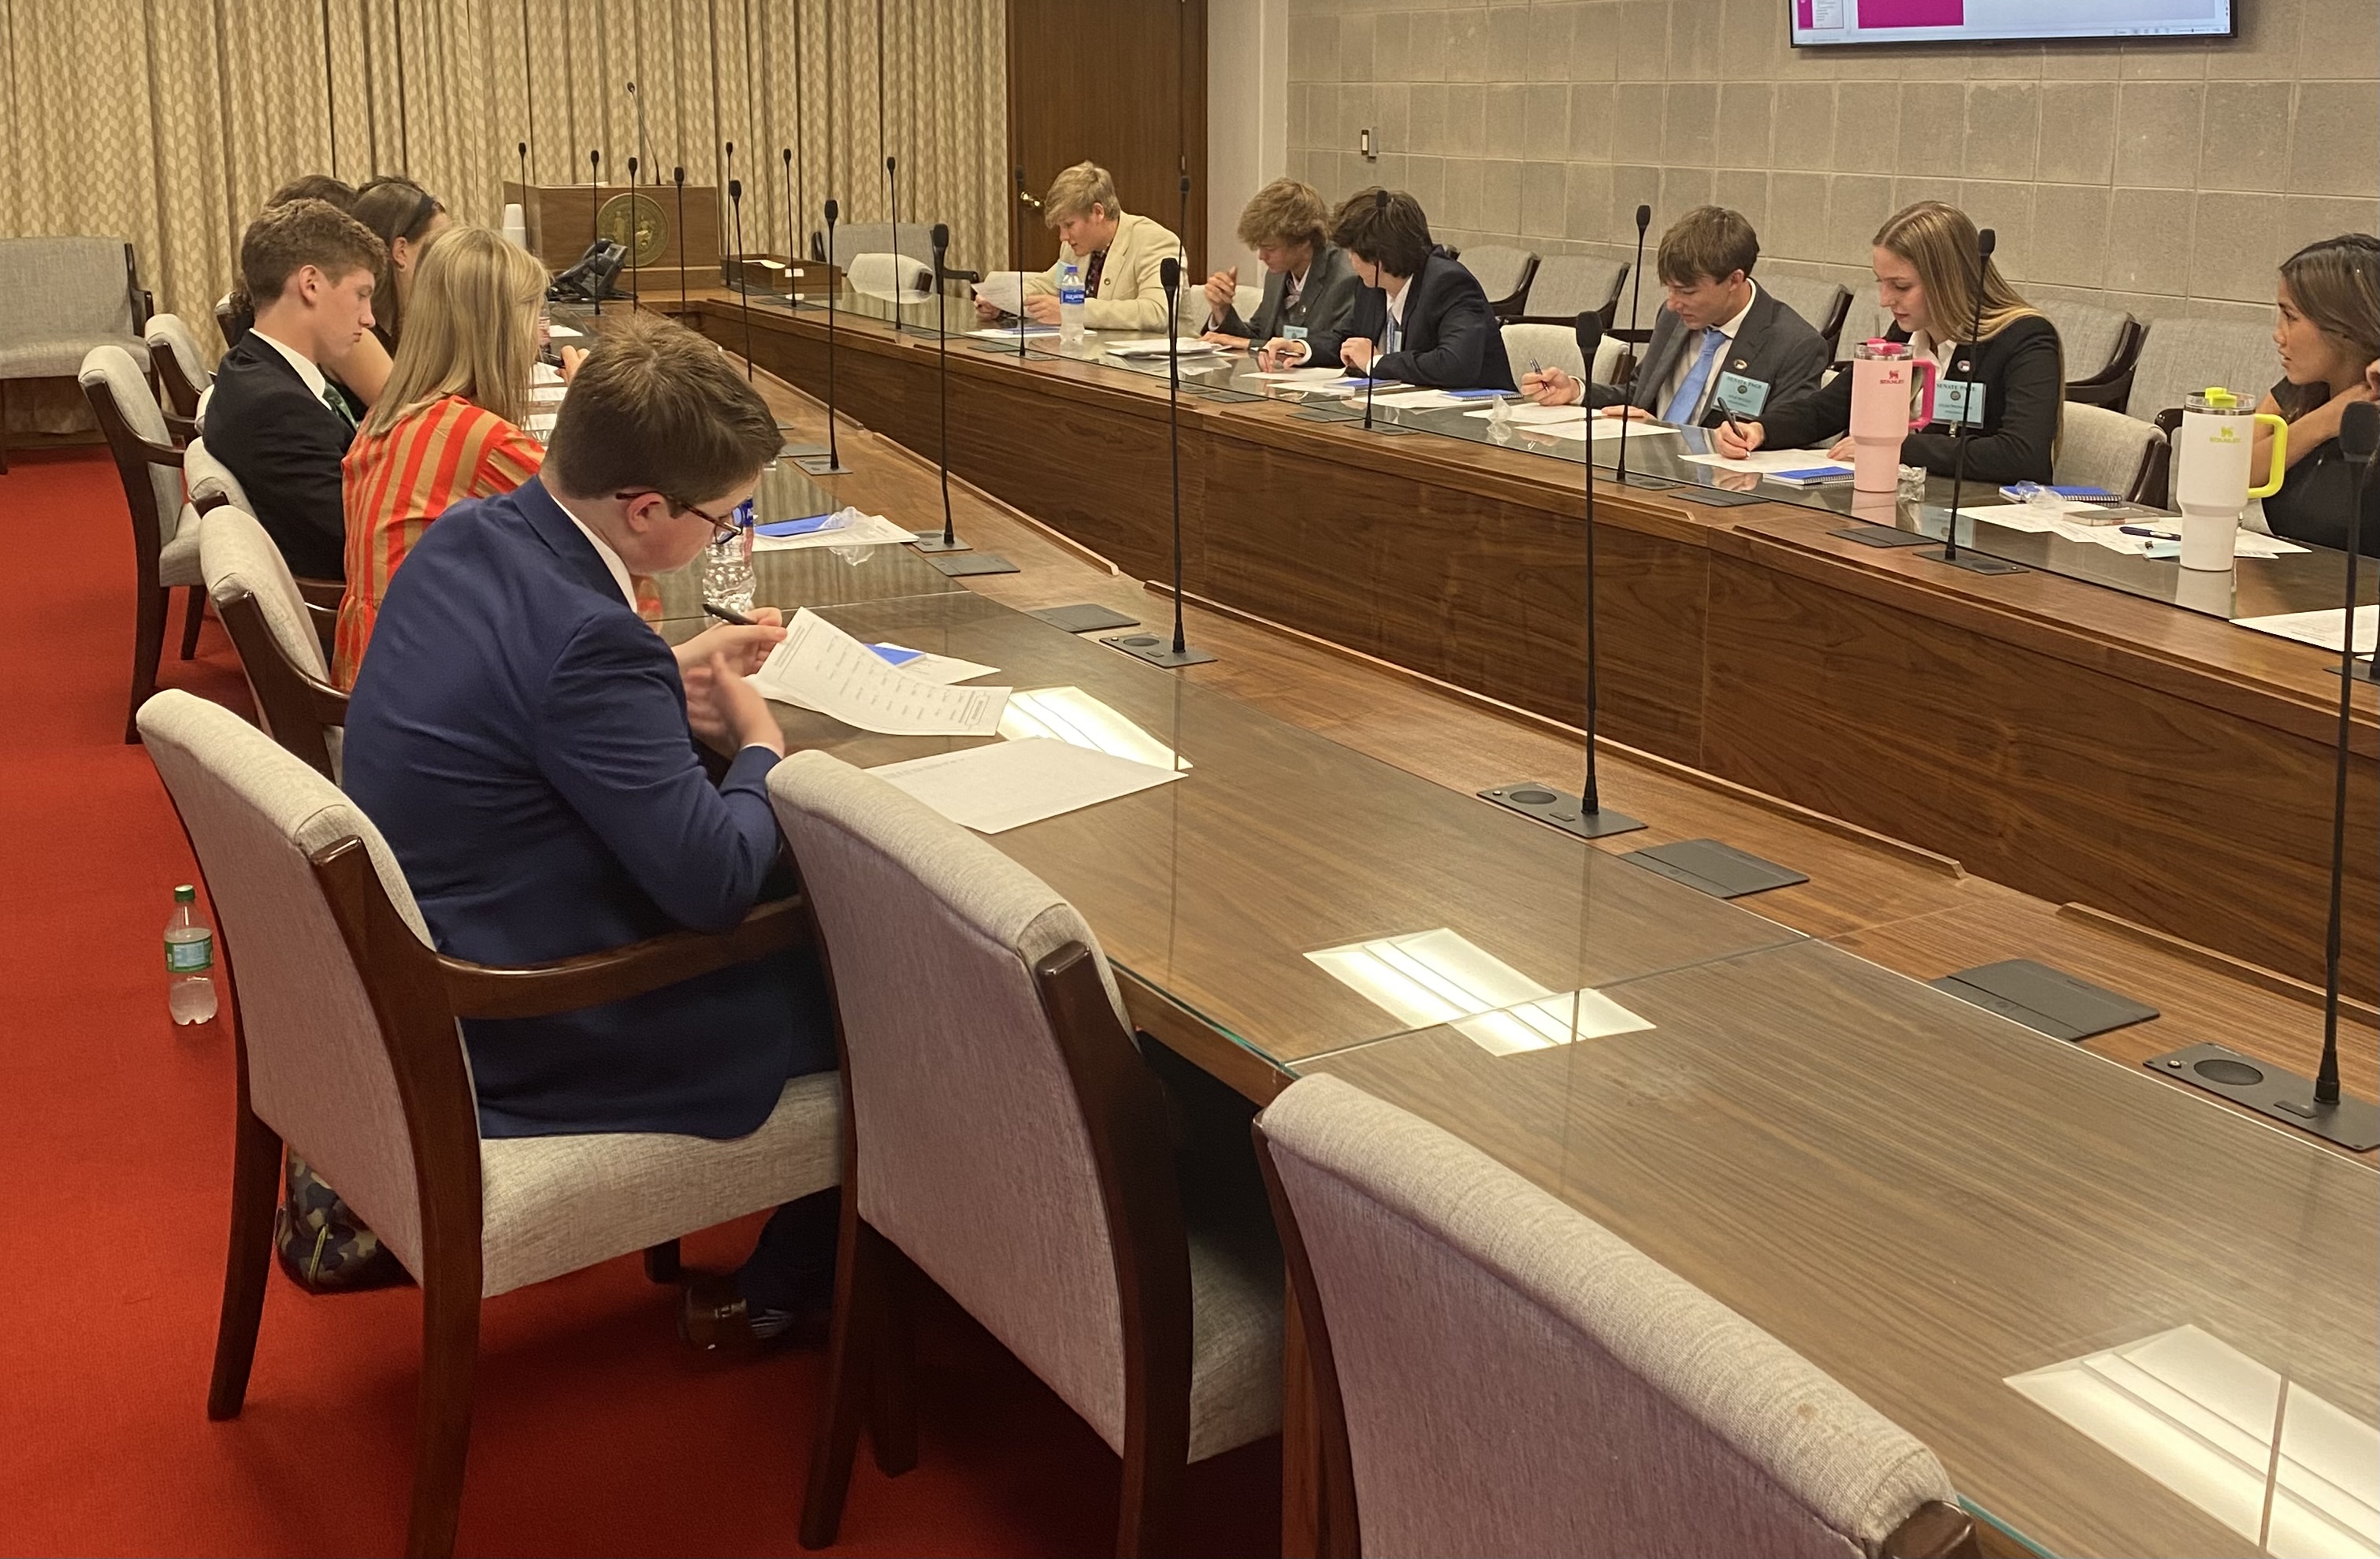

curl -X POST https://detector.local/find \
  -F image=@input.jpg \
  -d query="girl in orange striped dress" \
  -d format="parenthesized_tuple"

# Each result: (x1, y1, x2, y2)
(334, 225, 581, 688)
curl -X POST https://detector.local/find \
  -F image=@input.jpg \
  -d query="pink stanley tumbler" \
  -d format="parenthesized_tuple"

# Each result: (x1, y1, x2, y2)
(1847, 340, 1937, 493)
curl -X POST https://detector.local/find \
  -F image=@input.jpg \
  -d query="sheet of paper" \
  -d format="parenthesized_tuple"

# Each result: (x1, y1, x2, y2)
(1955, 507, 2312, 559)
(1683, 446, 1844, 473)
(2233, 603, 2378, 654)
(532, 362, 565, 386)
(525, 411, 557, 432)
(749, 509, 916, 551)
(1293, 377, 1390, 397)
(1250, 366, 1350, 384)
(870, 645, 1001, 685)
(971, 269, 1030, 314)
(968, 323, 1058, 341)
(1103, 337, 1222, 359)
(1531, 418, 1682, 443)
(1463, 402, 1589, 427)
(868, 737, 1183, 833)
(999, 685, 1189, 770)
(749, 609, 1008, 734)
(546, 324, 585, 340)
(1368, 388, 1470, 410)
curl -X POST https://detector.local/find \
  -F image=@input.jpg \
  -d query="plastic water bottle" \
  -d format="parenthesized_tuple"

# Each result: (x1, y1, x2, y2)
(165, 884, 218, 1026)
(703, 498, 757, 616)
(1059, 262, 1086, 349)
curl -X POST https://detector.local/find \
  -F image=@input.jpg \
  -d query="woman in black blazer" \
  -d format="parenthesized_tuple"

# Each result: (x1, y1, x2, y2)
(1718, 202, 2063, 484)
(2253, 234, 2378, 557)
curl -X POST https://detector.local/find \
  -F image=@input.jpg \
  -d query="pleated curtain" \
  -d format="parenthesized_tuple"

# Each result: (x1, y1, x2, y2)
(1, 0, 1008, 391)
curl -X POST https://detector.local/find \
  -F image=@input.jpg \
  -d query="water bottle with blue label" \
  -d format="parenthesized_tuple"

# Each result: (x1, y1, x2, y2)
(1059, 262, 1086, 348)
(165, 884, 217, 1026)
(704, 496, 758, 616)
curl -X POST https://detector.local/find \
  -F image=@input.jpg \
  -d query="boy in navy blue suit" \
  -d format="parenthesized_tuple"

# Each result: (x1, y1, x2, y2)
(345, 312, 832, 1348)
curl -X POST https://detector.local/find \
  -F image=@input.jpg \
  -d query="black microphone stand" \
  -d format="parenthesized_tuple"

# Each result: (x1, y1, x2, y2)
(1928, 228, 2022, 574)
(626, 156, 640, 302)
(796, 199, 851, 474)
(1105, 257, 1215, 668)
(1012, 165, 1031, 359)
(1482, 309, 1643, 839)
(730, 176, 756, 380)
(589, 149, 604, 315)
(1362, 189, 1388, 432)
(886, 154, 903, 336)
(782, 147, 797, 306)
(673, 165, 688, 321)
(1613, 203, 1671, 489)
(516, 141, 528, 199)
(2148, 400, 2378, 1148)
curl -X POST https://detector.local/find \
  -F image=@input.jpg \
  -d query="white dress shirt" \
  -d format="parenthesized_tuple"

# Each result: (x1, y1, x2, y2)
(248, 328, 330, 402)
(552, 497, 643, 612)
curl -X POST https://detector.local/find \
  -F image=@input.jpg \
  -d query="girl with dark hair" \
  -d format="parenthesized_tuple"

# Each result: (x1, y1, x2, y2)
(2256, 234, 2379, 555)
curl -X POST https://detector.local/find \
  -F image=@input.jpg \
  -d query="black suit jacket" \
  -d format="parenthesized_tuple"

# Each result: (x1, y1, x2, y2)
(2263, 432, 2380, 556)
(1305, 248, 1517, 391)
(1590, 284, 1831, 425)
(1758, 315, 2064, 484)
(203, 333, 355, 581)
(1214, 243, 1362, 347)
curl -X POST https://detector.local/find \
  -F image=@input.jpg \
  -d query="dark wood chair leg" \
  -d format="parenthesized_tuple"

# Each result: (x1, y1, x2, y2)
(800, 1209, 883, 1550)
(180, 585, 205, 659)
(404, 1269, 481, 1559)
(642, 1239, 681, 1282)
(205, 1104, 280, 1420)
(1115, 1430, 1187, 1559)
(868, 1236, 919, 1477)
(0, 378, 10, 474)
(126, 585, 168, 743)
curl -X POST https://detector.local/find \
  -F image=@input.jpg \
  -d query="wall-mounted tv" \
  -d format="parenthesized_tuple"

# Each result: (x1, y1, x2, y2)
(1789, 0, 2236, 46)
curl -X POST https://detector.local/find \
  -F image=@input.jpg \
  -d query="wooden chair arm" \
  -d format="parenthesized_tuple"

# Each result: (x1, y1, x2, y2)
(1881, 1499, 1981, 1559)
(439, 895, 811, 1020)
(164, 410, 197, 444)
(306, 600, 338, 661)
(293, 576, 343, 611)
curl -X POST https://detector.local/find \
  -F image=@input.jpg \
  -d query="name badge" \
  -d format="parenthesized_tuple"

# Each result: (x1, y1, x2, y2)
(1283, 325, 1309, 340)
(1711, 369, 1770, 418)
(1935, 380, 1987, 427)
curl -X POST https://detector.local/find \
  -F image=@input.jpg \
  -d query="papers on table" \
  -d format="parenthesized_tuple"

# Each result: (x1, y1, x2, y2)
(869, 644, 1002, 685)
(525, 411, 558, 432)
(2233, 603, 2378, 654)
(968, 323, 1058, 341)
(971, 269, 1030, 315)
(1250, 366, 1349, 384)
(868, 737, 1182, 833)
(1464, 402, 1590, 428)
(1684, 447, 1844, 474)
(1529, 416, 1681, 443)
(1954, 507, 2312, 559)
(1368, 388, 1473, 410)
(532, 362, 565, 386)
(1294, 377, 1389, 397)
(1103, 336, 1223, 360)
(749, 508, 916, 551)
(750, 609, 1008, 734)
(998, 685, 1189, 770)
(546, 324, 585, 340)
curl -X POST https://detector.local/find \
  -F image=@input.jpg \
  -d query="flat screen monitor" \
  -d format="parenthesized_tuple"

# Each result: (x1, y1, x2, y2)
(1789, 0, 2235, 46)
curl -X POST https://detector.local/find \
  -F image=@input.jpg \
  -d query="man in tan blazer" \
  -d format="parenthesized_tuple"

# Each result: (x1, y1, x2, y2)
(979, 161, 1183, 332)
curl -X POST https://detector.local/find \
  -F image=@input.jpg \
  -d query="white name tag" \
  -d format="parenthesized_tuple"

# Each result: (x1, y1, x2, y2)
(1936, 380, 1986, 427)
(1711, 369, 1769, 418)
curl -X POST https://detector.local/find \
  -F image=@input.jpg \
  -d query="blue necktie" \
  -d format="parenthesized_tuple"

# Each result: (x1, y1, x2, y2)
(1663, 329, 1722, 425)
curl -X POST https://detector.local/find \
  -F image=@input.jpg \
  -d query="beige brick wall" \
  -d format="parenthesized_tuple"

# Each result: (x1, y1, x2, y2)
(1283, 0, 2378, 329)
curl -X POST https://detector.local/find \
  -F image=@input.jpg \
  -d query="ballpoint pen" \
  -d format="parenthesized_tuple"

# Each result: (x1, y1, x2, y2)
(2118, 525, 2183, 541)
(703, 600, 757, 626)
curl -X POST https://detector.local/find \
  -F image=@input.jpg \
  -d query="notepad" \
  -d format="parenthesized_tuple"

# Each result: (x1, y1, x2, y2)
(1769, 465, 1856, 485)
(868, 737, 1183, 833)
(870, 644, 1001, 684)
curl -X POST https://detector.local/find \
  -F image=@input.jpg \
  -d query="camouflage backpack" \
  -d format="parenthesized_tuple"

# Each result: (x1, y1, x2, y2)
(274, 1153, 407, 1291)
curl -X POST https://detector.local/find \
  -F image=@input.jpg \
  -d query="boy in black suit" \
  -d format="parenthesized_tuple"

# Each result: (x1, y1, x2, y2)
(1523, 206, 1829, 429)
(1287, 188, 1517, 392)
(204, 199, 383, 581)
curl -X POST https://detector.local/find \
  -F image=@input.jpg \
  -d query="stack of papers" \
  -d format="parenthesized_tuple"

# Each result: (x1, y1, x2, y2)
(1683, 447, 1843, 474)
(749, 610, 1008, 734)
(970, 270, 1030, 315)
(2233, 603, 2378, 654)
(870, 737, 1182, 833)
(1369, 388, 1472, 411)
(868, 644, 1001, 684)
(749, 509, 917, 551)
(1954, 507, 2311, 560)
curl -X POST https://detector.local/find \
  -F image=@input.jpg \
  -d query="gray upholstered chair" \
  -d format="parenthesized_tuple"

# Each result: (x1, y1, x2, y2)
(80, 344, 202, 741)
(1762, 274, 1856, 358)
(767, 749, 1282, 1557)
(139, 688, 840, 1559)
(145, 312, 213, 422)
(1233, 281, 1264, 323)
(1517, 254, 1629, 327)
(2053, 403, 2165, 503)
(844, 251, 933, 304)
(2126, 317, 2281, 425)
(1255, 1075, 1980, 1559)
(199, 507, 344, 779)
(1454, 243, 1539, 319)
(1500, 322, 1626, 388)
(2044, 302, 2144, 410)
(183, 434, 251, 516)
(0, 236, 146, 473)
(819, 220, 938, 269)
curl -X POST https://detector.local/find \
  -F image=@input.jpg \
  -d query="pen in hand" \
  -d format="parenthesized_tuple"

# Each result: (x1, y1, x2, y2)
(703, 600, 756, 626)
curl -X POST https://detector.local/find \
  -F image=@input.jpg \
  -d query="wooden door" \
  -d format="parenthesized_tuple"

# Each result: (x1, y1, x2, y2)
(1005, 0, 1208, 277)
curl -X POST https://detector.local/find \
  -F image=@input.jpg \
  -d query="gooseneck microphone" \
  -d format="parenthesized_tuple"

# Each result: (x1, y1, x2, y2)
(589, 149, 605, 315)
(1614, 203, 1652, 486)
(1104, 258, 1215, 667)
(1942, 227, 1996, 564)
(626, 156, 641, 301)
(730, 176, 755, 380)
(673, 165, 688, 320)
(886, 155, 903, 335)
(2319, 399, 2377, 1111)
(627, 81, 649, 185)
(794, 197, 850, 474)
(782, 147, 796, 303)
(517, 141, 528, 192)
(1476, 307, 1643, 838)
(1363, 189, 1388, 432)
(932, 222, 956, 547)
(1012, 165, 1030, 359)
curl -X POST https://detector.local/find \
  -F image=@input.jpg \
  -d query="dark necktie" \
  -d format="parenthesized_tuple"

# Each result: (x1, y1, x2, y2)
(320, 382, 356, 431)
(1082, 247, 1107, 297)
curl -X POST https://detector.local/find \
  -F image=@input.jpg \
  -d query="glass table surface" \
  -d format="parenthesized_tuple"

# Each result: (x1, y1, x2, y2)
(1298, 937, 2380, 1559)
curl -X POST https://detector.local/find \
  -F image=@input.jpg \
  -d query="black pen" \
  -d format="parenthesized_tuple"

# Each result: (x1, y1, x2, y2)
(703, 600, 756, 626)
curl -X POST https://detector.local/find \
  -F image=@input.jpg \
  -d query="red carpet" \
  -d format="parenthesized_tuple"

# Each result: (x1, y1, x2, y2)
(0, 449, 1279, 1557)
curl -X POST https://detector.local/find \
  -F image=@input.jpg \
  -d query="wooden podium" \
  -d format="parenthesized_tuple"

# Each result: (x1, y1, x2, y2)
(504, 181, 721, 299)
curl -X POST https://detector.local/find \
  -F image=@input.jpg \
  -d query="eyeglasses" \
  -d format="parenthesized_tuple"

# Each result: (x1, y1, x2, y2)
(614, 488, 742, 544)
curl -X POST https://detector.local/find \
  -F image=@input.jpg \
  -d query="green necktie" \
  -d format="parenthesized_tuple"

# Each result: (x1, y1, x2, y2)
(321, 383, 356, 430)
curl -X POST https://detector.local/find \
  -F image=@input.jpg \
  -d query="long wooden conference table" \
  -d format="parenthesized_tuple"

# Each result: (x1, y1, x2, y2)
(611, 309, 2378, 1559)
(676, 286, 2379, 1002)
